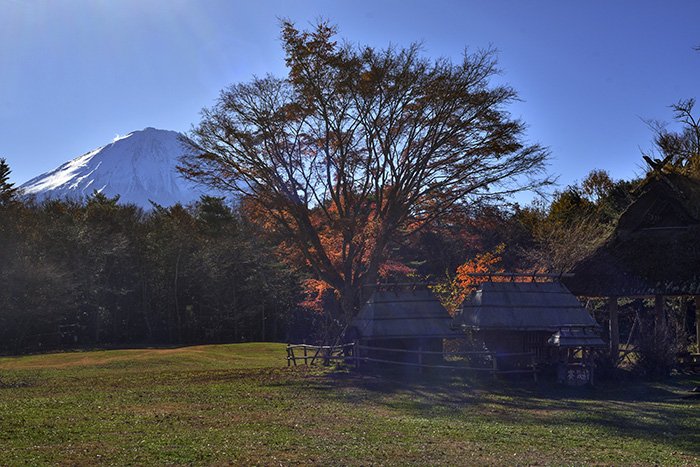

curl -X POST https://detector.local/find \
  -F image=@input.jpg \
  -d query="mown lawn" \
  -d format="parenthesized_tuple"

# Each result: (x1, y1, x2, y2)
(0, 343, 697, 465)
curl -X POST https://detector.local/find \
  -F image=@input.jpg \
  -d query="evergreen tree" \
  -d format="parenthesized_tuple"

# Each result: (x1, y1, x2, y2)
(0, 158, 17, 206)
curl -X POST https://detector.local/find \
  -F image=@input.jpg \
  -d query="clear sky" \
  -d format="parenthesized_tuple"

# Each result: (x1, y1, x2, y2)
(1, 0, 698, 196)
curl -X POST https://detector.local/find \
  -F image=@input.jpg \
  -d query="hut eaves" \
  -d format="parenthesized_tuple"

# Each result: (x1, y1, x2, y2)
(350, 288, 457, 339)
(455, 281, 598, 331)
(548, 326, 606, 348)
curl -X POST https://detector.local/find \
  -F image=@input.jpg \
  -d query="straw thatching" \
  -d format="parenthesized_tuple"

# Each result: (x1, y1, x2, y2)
(565, 172, 700, 297)
(455, 281, 599, 331)
(349, 287, 456, 340)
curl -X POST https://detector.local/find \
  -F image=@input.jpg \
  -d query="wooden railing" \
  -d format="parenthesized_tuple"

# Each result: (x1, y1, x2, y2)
(286, 343, 355, 366)
(286, 342, 538, 380)
(355, 345, 538, 381)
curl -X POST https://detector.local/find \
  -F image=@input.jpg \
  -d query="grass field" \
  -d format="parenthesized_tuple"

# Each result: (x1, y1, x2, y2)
(0, 343, 698, 465)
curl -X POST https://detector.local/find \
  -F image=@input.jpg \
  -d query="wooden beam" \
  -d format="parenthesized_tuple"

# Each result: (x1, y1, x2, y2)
(696, 296, 700, 353)
(654, 295, 666, 331)
(609, 298, 619, 364)
(418, 342, 423, 375)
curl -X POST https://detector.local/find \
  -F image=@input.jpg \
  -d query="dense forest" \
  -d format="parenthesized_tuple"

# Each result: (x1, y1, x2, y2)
(0, 156, 637, 355)
(0, 179, 305, 354)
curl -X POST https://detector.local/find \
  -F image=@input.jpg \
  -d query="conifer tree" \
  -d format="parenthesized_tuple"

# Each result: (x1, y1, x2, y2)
(0, 158, 17, 206)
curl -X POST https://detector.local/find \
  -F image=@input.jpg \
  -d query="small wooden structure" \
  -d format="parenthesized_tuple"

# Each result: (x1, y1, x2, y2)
(348, 285, 458, 366)
(455, 280, 605, 383)
(564, 170, 700, 361)
(548, 326, 605, 385)
(286, 343, 355, 367)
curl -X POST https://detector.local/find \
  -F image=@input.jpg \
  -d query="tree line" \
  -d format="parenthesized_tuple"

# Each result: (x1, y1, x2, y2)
(1, 152, 693, 358)
(0, 156, 635, 355)
(0, 174, 313, 354)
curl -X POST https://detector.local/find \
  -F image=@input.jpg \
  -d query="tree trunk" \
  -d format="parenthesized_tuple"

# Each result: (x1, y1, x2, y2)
(142, 277, 153, 341)
(174, 250, 182, 343)
(695, 295, 700, 353)
(340, 286, 359, 328)
(260, 305, 266, 341)
(654, 294, 665, 333)
(609, 297, 619, 364)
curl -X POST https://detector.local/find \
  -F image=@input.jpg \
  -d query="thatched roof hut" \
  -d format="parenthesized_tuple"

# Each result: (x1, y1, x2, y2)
(455, 281, 599, 331)
(350, 286, 456, 340)
(348, 286, 458, 366)
(564, 172, 700, 297)
(454, 281, 604, 362)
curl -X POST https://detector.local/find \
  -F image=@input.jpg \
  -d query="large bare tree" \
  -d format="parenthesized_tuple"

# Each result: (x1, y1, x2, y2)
(647, 99, 700, 177)
(180, 21, 550, 319)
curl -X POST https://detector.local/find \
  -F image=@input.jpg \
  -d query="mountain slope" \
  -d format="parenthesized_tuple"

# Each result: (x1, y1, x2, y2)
(20, 127, 210, 208)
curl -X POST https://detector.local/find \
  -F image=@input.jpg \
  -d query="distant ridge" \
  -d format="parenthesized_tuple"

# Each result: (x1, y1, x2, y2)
(20, 127, 213, 208)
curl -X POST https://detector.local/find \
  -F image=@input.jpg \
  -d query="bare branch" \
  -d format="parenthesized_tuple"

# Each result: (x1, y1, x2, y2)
(180, 20, 550, 318)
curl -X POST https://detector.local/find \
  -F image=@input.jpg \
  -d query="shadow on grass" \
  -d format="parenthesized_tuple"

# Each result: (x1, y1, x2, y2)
(274, 365, 700, 456)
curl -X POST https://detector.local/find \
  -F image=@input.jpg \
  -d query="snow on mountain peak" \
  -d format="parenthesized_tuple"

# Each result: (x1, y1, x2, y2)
(20, 128, 213, 208)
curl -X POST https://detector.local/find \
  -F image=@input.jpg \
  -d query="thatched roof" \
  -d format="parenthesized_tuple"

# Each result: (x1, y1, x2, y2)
(565, 173, 700, 297)
(616, 173, 700, 232)
(548, 327, 606, 348)
(455, 281, 599, 331)
(350, 287, 457, 339)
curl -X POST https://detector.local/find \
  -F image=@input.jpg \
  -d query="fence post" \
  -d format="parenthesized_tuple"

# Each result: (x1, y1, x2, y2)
(303, 345, 308, 366)
(354, 342, 359, 369)
(310, 346, 321, 365)
(323, 346, 330, 366)
(418, 343, 423, 374)
(609, 298, 619, 365)
(531, 354, 538, 383)
(491, 353, 498, 380)
(286, 345, 291, 367)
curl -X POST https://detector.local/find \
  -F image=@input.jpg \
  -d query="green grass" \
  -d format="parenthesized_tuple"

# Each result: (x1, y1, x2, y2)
(0, 343, 698, 465)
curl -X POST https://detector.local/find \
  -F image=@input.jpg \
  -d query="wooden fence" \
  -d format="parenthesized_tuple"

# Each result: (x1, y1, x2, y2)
(286, 343, 355, 366)
(286, 343, 538, 380)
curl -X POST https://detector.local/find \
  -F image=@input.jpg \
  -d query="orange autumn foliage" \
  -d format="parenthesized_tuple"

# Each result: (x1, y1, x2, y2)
(299, 279, 337, 314)
(455, 243, 507, 294)
(431, 243, 506, 316)
(433, 244, 554, 315)
(243, 196, 417, 314)
(300, 258, 417, 315)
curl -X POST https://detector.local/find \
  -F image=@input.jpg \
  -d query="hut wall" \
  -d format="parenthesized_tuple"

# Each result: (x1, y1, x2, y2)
(361, 337, 444, 365)
(481, 330, 557, 363)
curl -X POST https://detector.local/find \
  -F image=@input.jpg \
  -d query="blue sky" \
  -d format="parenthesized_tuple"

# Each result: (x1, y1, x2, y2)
(1, 0, 698, 197)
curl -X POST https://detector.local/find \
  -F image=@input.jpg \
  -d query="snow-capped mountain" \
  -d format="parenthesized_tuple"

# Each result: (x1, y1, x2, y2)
(20, 127, 212, 208)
